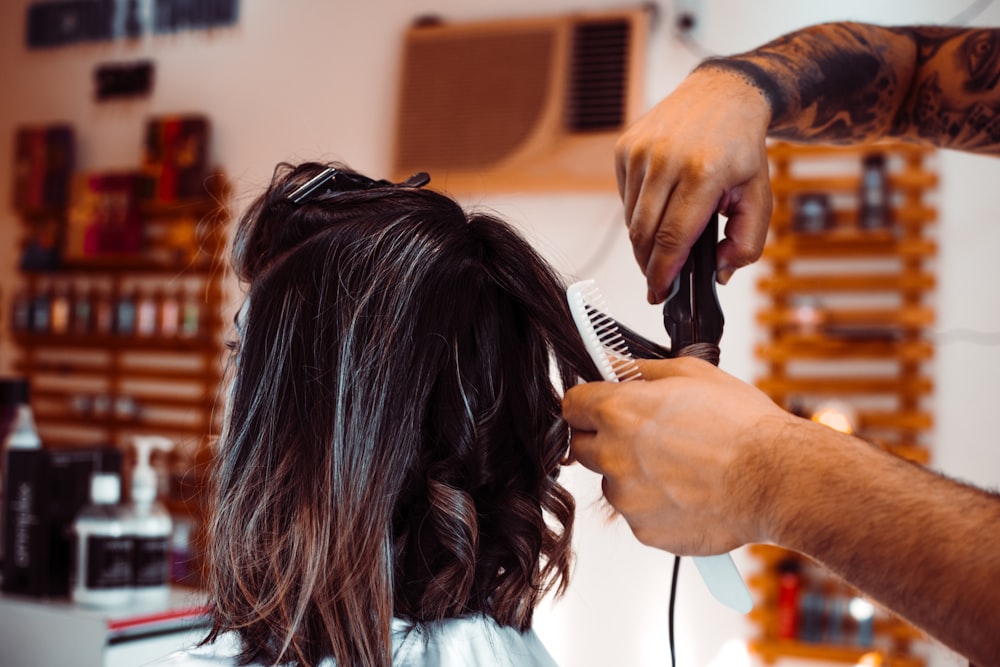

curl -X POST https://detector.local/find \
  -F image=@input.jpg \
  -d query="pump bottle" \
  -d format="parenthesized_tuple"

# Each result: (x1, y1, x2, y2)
(72, 472, 133, 607)
(127, 436, 174, 605)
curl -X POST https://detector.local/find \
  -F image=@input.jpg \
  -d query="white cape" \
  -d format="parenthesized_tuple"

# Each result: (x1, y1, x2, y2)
(146, 615, 558, 666)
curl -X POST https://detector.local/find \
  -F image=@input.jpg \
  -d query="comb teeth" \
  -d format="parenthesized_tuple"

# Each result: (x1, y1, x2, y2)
(567, 280, 642, 383)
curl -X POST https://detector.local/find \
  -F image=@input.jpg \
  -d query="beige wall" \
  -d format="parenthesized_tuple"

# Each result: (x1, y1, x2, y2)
(1, 1, 997, 665)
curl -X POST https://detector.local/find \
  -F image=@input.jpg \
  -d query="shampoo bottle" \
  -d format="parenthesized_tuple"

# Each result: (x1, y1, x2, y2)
(72, 472, 133, 607)
(127, 436, 174, 605)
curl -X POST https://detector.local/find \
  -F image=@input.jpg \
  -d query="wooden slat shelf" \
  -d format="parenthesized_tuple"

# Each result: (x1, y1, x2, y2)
(749, 639, 924, 666)
(751, 143, 935, 664)
(32, 413, 212, 436)
(771, 171, 938, 195)
(755, 339, 933, 361)
(766, 141, 933, 159)
(757, 307, 935, 328)
(856, 410, 932, 431)
(758, 273, 935, 294)
(13, 332, 219, 351)
(763, 235, 937, 259)
(756, 376, 932, 398)
(15, 360, 222, 384)
(31, 388, 214, 410)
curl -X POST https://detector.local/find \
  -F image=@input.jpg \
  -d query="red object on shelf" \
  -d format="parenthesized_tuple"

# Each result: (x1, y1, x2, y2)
(776, 560, 801, 640)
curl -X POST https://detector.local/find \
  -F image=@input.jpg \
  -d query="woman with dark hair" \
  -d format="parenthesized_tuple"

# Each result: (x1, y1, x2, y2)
(153, 162, 600, 666)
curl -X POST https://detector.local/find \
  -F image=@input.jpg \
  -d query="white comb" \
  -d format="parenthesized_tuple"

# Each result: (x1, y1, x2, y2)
(566, 279, 753, 614)
(566, 280, 642, 383)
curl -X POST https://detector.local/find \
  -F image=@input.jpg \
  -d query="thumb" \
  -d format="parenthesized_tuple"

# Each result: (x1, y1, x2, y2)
(716, 169, 773, 285)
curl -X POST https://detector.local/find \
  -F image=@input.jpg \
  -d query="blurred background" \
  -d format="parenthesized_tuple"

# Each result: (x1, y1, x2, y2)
(1, 1, 998, 666)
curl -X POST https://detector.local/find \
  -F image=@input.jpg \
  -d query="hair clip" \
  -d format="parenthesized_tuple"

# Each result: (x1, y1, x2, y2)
(287, 168, 431, 204)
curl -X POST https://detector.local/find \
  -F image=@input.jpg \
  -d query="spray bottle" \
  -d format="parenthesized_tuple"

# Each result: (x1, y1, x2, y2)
(127, 436, 174, 605)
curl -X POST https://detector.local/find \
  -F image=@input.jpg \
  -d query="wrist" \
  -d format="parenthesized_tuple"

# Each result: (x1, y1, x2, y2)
(693, 58, 780, 131)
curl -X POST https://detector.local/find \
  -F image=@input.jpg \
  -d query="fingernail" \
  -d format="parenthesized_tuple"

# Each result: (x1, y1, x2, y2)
(717, 267, 734, 285)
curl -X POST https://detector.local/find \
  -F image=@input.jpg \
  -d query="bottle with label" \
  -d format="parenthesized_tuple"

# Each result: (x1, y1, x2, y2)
(71, 281, 94, 335)
(126, 436, 174, 605)
(31, 281, 51, 333)
(11, 286, 32, 333)
(0, 378, 42, 563)
(858, 153, 891, 230)
(136, 288, 158, 337)
(179, 286, 201, 338)
(71, 472, 133, 607)
(115, 287, 137, 336)
(50, 283, 71, 335)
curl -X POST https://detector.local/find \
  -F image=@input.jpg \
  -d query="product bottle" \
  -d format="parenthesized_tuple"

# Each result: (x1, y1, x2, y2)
(179, 286, 201, 338)
(858, 153, 891, 230)
(31, 281, 52, 333)
(136, 288, 158, 337)
(0, 378, 42, 563)
(71, 281, 94, 335)
(126, 436, 174, 606)
(11, 286, 32, 333)
(775, 558, 801, 640)
(115, 286, 137, 336)
(71, 472, 133, 607)
(50, 283, 70, 335)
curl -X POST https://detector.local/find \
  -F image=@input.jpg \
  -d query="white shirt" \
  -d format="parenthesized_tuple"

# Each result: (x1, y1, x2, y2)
(146, 615, 558, 666)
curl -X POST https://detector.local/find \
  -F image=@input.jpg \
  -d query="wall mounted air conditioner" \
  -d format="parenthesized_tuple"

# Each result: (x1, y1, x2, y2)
(392, 8, 650, 193)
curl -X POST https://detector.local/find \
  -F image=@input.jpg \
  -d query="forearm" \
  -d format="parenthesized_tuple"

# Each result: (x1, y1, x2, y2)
(763, 420, 1000, 665)
(698, 22, 1000, 153)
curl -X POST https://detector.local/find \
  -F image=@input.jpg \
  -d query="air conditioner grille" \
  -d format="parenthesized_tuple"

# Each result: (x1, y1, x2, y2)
(396, 30, 555, 171)
(566, 19, 630, 132)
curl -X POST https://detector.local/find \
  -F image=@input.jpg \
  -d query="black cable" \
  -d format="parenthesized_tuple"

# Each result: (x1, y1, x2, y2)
(669, 554, 680, 667)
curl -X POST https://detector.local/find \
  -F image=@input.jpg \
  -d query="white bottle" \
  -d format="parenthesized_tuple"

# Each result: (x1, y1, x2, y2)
(127, 436, 174, 606)
(72, 472, 133, 607)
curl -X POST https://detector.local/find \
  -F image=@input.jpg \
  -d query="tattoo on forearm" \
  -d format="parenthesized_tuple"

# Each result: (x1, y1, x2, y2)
(699, 23, 1000, 153)
(897, 28, 1000, 152)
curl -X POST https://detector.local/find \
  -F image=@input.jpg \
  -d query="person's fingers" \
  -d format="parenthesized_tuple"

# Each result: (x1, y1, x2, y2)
(614, 134, 638, 219)
(642, 178, 723, 303)
(716, 168, 773, 285)
(566, 427, 603, 474)
(633, 356, 706, 380)
(620, 152, 673, 285)
(561, 382, 606, 432)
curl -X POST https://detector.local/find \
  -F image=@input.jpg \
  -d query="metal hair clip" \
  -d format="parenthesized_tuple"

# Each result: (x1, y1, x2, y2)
(287, 168, 431, 204)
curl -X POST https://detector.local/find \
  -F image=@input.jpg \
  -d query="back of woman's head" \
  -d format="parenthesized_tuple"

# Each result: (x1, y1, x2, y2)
(209, 162, 599, 666)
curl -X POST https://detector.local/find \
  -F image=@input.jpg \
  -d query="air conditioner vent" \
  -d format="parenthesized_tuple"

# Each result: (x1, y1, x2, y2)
(393, 9, 649, 192)
(566, 19, 630, 132)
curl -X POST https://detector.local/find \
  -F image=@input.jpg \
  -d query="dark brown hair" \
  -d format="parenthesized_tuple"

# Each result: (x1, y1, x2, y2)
(205, 162, 600, 666)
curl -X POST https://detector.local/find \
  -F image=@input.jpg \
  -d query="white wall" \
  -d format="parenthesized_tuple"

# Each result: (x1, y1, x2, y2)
(1, 1, 998, 665)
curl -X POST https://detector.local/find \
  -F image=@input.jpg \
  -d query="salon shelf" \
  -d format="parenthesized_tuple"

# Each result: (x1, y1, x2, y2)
(750, 142, 935, 664)
(10, 180, 229, 592)
(758, 272, 936, 294)
(748, 639, 925, 666)
(756, 306, 935, 329)
(755, 338, 934, 362)
(13, 331, 219, 352)
(770, 207, 938, 234)
(762, 232, 937, 258)
(770, 171, 937, 196)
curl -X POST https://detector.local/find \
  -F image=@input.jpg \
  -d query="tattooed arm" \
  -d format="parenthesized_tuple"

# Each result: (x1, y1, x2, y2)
(616, 22, 1000, 301)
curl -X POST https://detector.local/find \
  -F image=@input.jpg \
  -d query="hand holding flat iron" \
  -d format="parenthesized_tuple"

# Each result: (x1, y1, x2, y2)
(615, 67, 773, 303)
